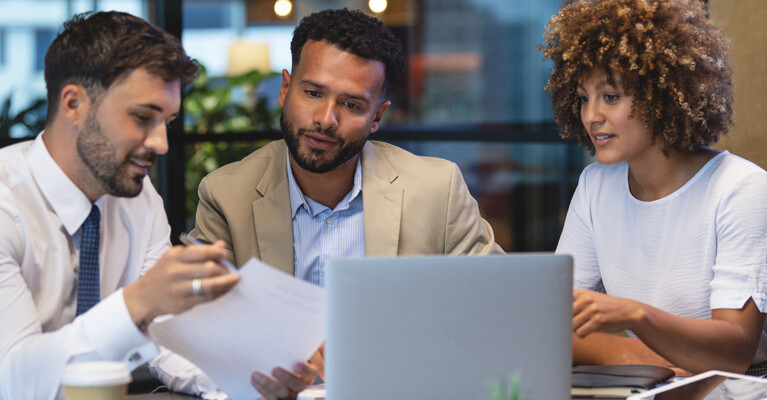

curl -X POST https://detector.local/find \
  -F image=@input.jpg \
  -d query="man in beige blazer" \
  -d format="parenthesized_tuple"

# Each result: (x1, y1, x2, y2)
(191, 10, 503, 278)
(169, 8, 502, 400)
(193, 138, 503, 273)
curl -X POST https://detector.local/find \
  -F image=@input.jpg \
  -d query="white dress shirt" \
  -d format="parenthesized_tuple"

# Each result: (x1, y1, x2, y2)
(0, 133, 170, 399)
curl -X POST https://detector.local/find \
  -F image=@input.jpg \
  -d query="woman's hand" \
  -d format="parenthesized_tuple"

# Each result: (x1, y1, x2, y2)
(572, 289, 645, 338)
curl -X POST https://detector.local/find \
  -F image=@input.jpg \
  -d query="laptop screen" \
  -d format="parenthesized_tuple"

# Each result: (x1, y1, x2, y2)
(325, 253, 573, 400)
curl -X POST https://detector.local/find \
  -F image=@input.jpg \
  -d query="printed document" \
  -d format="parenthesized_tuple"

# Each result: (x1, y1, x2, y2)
(149, 257, 325, 399)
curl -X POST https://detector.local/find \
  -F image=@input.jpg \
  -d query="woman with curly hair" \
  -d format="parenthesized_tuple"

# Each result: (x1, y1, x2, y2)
(541, 0, 767, 376)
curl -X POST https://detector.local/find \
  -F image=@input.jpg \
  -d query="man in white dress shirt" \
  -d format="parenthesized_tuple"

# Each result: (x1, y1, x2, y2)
(0, 11, 244, 399)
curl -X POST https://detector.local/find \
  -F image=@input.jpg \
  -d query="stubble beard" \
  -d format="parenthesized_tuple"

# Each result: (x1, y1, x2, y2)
(76, 109, 155, 198)
(281, 111, 367, 174)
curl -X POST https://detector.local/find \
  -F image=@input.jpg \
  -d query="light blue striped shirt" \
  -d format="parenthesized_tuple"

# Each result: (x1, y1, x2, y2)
(286, 151, 365, 287)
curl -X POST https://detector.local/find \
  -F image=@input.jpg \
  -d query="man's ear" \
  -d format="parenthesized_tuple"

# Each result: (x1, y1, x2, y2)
(369, 100, 391, 134)
(278, 69, 291, 107)
(59, 84, 90, 127)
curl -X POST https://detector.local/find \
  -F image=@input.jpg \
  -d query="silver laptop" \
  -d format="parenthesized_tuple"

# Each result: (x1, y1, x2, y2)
(325, 253, 573, 400)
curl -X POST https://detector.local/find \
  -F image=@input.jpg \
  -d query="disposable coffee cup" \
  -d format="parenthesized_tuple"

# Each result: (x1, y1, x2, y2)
(61, 361, 132, 400)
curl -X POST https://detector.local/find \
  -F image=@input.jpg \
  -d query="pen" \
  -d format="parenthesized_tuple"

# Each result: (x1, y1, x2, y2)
(179, 232, 239, 274)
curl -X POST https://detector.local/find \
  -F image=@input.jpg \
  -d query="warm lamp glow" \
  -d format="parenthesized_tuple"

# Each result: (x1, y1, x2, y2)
(274, 0, 292, 17)
(369, 0, 387, 13)
(228, 41, 271, 76)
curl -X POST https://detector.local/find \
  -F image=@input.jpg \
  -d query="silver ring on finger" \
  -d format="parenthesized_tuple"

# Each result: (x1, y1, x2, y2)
(192, 277, 203, 296)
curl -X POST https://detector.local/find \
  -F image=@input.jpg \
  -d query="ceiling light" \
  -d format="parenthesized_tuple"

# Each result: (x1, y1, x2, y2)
(274, 0, 292, 17)
(369, 0, 387, 13)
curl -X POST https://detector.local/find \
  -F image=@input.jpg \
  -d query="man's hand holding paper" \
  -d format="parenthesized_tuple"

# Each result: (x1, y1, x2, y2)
(149, 257, 325, 399)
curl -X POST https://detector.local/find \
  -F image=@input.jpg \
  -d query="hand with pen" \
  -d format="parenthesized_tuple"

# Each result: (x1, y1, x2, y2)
(122, 233, 241, 332)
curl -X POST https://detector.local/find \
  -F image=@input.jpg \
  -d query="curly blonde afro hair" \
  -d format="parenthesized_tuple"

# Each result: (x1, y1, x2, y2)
(540, 0, 733, 155)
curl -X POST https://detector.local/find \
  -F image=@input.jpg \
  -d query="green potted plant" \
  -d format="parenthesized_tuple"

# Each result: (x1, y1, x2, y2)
(487, 371, 531, 400)
(0, 94, 46, 138)
(182, 63, 281, 228)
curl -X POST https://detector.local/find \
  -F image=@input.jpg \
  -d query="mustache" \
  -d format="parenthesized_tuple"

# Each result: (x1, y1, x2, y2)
(128, 150, 158, 164)
(297, 126, 337, 139)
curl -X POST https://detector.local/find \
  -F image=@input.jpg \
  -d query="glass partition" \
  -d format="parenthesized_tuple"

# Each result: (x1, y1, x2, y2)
(178, 0, 584, 251)
(0, 0, 589, 251)
(180, 0, 562, 129)
(0, 0, 150, 138)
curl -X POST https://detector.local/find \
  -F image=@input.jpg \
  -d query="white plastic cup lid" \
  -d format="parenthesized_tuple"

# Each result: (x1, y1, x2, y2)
(61, 361, 132, 387)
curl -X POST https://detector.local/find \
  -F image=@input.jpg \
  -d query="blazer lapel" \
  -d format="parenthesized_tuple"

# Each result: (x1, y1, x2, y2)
(361, 143, 403, 256)
(252, 141, 295, 275)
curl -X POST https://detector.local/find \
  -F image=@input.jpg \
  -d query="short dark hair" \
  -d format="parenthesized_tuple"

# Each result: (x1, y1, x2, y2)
(540, 0, 733, 155)
(290, 8, 405, 96)
(44, 11, 199, 122)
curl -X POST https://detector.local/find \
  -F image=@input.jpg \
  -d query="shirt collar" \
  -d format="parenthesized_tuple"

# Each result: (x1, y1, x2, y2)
(286, 148, 363, 218)
(28, 132, 101, 235)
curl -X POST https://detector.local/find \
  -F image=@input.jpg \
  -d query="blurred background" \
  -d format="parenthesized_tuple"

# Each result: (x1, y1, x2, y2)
(0, 0, 762, 252)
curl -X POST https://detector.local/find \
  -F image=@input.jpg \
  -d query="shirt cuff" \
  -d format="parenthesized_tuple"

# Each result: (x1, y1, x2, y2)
(150, 348, 228, 398)
(711, 263, 767, 313)
(80, 288, 158, 367)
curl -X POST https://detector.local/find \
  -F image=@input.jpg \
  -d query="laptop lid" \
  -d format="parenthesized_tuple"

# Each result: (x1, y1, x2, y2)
(325, 253, 573, 400)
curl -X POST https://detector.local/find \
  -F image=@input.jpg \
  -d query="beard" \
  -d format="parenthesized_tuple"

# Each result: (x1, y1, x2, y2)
(281, 111, 367, 174)
(76, 110, 156, 198)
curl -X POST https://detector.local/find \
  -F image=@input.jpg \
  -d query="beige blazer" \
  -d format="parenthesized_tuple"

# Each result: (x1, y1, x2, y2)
(192, 140, 504, 275)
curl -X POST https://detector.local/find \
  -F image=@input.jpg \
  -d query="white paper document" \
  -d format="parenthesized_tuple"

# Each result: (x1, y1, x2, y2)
(297, 383, 326, 399)
(149, 257, 325, 399)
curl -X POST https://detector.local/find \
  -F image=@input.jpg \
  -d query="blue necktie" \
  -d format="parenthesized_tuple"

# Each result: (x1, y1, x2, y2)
(76, 205, 100, 316)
